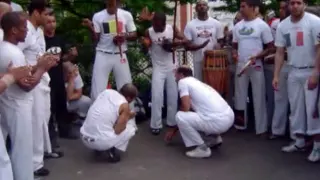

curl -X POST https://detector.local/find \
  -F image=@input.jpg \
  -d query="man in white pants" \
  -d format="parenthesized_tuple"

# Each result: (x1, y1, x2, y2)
(273, 0, 320, 163)
(141, 12, 185, 135)
(80, 83, 137, 163)
(270, 0, 290, 139)
(183, 0, 224, 81)
(82, 0, 137, 100)
(17, 0, 52, 176)
(165, 66, 234, 158)
(63, 62, 91, 122)
(232, 0, 273, 135)
(0, 12, 56, 180)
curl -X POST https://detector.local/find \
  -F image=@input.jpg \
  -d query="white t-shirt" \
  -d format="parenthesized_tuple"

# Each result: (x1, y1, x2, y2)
(148, 24, 175, 70)
(270, 18, 280, 39)
(11, 2, 23, 12)
(178, 77, 231, 121)
(275, 12, 320, 67)
(92, 8, 136, 53)
(184, 17, 224, 62)
(18, 20, 50, 91)
(233, 18, 273, 65)
(80, 89, 127, 139)
(0, 29, 3, 41)
(0, 41, 32, 101)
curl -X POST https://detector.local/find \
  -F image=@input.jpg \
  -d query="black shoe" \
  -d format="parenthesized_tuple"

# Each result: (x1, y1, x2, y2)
(34, 167, 50, 177)
(151, 128, 161, 136)
(59, 131, 79, 139)
(106, 147, 121, 163)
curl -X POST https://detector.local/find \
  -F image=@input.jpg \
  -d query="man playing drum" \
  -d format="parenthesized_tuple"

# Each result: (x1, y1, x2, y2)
(165, 66, 234, 158)
(232, 0, 273, 135)
(183, 0, 224, 81)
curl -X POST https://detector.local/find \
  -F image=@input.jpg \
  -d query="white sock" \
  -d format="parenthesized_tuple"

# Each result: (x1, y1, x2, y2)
(313, 142, 320, 149)
(295, 138, 305, 147)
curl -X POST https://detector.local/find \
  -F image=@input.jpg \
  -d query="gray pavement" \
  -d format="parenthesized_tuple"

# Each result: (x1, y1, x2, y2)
(45, 123, 320, 180)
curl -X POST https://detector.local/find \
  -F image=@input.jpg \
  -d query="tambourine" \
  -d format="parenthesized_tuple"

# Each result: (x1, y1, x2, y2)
(37, 47, 62, 57)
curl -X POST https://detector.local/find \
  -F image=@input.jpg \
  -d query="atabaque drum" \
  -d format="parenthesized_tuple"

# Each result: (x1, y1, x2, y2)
(203, 50, 229, 97)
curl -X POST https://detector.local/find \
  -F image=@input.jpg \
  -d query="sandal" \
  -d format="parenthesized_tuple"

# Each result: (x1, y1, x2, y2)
(44, 151, 64, 159)
(151, 128, 161, 135)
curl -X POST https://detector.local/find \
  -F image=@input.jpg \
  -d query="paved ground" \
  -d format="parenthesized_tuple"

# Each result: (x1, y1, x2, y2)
(44, 123, 320, 180)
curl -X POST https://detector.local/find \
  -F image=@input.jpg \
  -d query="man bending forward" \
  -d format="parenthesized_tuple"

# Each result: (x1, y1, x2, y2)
(80, 83, 137, 162)
(166, 66, 234, 158)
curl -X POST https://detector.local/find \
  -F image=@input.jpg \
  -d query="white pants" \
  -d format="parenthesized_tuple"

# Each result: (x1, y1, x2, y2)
(91, 51, 132, 101)
(193, 61, 203, 81)
(175, 108, 234, 147)
(272, 64, 289, 136)
(234, 63, 268, 134)
(67, 95, 92, 118)
(287, 68, 320, 136)
(150, 68, 178, 129)
(0, 122, 13, 180)
(0, 97, 33, 180)
(32, 82, 52, 171)
(81, 122, 136, 152)
(264, 64, 275, 125)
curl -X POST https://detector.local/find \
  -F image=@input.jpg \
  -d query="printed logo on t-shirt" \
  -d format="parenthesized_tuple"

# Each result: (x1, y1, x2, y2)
(238, 27, 254, 35)
(284, 33, 291, 47)
(102, 20, 123, 34)
(195, 25, 214, 38)
(296, 31, 304, 46)
(153, 36, 166, 44)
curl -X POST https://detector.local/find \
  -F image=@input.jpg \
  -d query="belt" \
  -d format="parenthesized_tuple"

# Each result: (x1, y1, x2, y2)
(82, 135, 95, 142)
(291, 65, 314, 69)
(97, 50, 127, 55)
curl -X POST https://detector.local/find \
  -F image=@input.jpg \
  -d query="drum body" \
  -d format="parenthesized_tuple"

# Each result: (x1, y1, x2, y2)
(203, 50, 229, 97)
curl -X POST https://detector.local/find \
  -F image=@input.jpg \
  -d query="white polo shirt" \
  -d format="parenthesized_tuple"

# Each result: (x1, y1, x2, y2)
(178, 76, 231, 121)
(184, 17, 224, 62)
(0, 41, 32, 101)
(80, 89, 127, 139)
(275, 12, 320, 67)
(92, 8, 136, 53)
(232, 18, 273, 66)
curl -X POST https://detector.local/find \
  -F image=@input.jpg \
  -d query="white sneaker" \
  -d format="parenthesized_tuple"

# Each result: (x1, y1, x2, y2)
(186, 146, 211, 158)
(205, 135, 223, 148)
(307, 148, 320, 163)
(281, 143, 305, 153)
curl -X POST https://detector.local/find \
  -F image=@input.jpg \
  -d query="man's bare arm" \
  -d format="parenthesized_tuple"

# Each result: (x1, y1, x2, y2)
(274, 47, 285, 79)
(125, 32, 137, 41)
(254, 42, 274, 60)
(180, 96, 191, 112)
(114, 103, 131, 135)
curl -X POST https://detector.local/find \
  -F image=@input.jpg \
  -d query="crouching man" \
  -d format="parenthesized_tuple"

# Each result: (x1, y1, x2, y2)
(63, 62, 91, 123)
(165, 66, 234, 158)
(80, 83, 138, 163)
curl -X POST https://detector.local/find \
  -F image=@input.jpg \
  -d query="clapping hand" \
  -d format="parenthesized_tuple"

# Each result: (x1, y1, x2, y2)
(7, 62, 32, 81)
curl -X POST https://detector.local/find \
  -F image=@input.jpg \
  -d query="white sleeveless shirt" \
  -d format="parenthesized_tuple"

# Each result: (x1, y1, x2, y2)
(148, 24, 175, 70)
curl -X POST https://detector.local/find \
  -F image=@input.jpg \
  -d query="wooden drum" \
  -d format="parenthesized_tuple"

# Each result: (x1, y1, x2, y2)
(203, 50, 229, 97)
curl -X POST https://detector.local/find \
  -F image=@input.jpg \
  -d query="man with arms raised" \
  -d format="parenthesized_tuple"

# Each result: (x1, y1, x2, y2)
(232, 0, 273, 135)
(165, 66, 234, 158)
(0, 12, 55, 180)
(273, 0, 320, 162)
(80, 83, 137, 163)
(183, 0, 223, 81)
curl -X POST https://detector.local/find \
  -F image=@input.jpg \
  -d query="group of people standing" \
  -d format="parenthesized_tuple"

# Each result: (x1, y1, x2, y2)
(0, 0, 320, 179)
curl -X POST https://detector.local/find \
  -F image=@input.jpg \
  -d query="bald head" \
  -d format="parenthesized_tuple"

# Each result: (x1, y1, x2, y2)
(0, 2, 11, 22)
(119, 83, 138, 103)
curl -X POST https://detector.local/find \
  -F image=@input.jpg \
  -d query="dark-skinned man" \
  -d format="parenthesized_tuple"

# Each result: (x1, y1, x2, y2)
(183, 0, 223, 81)
(232, 0, 273, 136)
(0, 11, 56, 180)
